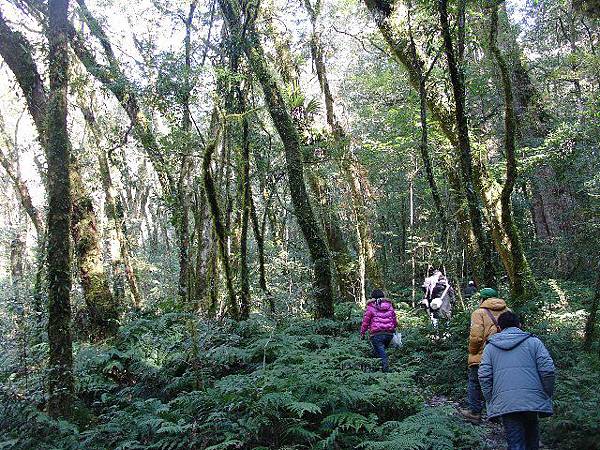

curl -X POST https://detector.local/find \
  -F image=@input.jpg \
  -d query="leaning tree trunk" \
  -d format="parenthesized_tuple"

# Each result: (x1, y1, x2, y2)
(438, 0, 497, 288)
(218, 0, 335, 318)
(489, 4, 536, 303)
(362, 0, 495, 287)
(202, 121, 239, 320)
(0, 10, 118, 338)
(46, 0, 74, 419)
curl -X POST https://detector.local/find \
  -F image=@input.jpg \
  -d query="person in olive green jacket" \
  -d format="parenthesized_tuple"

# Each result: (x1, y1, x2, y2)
(459, 288, 508, 422)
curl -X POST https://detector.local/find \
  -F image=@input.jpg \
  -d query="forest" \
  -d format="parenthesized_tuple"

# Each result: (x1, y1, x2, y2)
(0, 0, 599, 448)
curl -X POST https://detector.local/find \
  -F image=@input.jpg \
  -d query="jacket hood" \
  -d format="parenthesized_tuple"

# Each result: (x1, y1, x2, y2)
(488, 327, 533, 350)
(480, 297, 507, 311)
(367, 298, 393, 311)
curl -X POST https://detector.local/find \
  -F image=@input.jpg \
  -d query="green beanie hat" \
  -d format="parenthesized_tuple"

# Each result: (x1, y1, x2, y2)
(479, 288, 498, 299)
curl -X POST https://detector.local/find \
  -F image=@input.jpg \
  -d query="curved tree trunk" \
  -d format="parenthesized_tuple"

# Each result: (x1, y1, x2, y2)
(489, 4, 536, 303)
(202, 122, 239, 320)
(218, 0, 335, 318)
(0, 9, 117, 339)
(438, 0, 497, 288)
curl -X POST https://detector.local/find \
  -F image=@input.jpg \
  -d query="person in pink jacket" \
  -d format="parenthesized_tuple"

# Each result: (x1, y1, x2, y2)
(360, 289, 398, 372)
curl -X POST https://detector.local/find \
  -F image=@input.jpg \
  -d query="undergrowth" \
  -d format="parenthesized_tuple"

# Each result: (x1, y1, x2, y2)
(1, 279, 598, 449)
(1, 305, 483, 449)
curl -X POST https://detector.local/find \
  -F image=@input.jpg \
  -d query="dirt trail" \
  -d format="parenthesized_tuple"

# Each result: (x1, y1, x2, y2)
(427, 395, 553, 450)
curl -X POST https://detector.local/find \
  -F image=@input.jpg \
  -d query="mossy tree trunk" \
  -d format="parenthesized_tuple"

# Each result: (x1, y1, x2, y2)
(177, 0, 198, 304)
(488, 4, 536, 303)
(363, 0, 495, 287)
(218, 0, 335, 318)
(304, 0, 380, 299)
(81, 106, 143, 309)
(239, 94, 252, 319)
(46, 0, 74, 418)
(0, 9, 117, 339)
(71, 163, 120, 338)
(438, 0, 497, 289)
(307, 170, 359, 303)
(202, 118, 239, 320)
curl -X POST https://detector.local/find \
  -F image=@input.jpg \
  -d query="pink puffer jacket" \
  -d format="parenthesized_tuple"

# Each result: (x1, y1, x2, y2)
(360, 299, 397, 336)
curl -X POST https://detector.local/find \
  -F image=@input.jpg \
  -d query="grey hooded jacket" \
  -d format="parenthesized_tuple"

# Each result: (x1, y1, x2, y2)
(478, 327, 556, 418)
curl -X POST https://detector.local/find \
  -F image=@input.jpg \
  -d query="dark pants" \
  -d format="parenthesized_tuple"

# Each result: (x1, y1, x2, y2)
(501, 412, 540, 450)
(467, 365, 483, 413)
(370, 333, 393, 372)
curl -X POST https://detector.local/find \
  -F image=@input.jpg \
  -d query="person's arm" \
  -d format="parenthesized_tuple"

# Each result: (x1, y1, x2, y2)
(535, 338, 556, 397)
(468, 310, 485, 358)
(360, 308, 373, 336)
(478, 347, 493, 402)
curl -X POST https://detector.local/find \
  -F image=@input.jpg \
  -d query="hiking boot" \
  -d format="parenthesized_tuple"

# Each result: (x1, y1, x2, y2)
(458, 408, 482, 423)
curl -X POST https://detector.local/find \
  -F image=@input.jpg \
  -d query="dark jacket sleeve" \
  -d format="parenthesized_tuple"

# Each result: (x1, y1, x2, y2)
(478, 346, 494, 402)
(535, 338, 556, 397)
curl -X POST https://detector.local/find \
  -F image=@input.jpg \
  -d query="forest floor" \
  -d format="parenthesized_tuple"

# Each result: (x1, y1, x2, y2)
(427, 395, 554, 450)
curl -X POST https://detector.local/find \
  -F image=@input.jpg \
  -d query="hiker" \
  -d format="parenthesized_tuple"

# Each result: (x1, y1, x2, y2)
(479, 311, 556, 450)
(459, 287, 508, 422)
(360, 289, 397, 372)
(420, 271, 455, 322)
(463, 280, 477, 298)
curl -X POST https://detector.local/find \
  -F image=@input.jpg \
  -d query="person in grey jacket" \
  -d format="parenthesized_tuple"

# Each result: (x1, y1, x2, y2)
(479, 311, 556, 450)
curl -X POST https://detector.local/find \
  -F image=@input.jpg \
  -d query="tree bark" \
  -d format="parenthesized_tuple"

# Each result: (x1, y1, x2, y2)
(307, 169, 358, 302)
(81, 106, 143, 308)
(0, 8, 117, 338)
(303, 0, 381, 297)
(177, 0, 198, 304)
(190, 188, 212, 311)
(202, 120, 239, 319)
(489, 4, 536, 303)
(249, 191, 273, 311)
(239, 97, 252, 320)
(218, 0, 335, 318)
(438, 0, 497, 288)
(71, 164, 119, 338)
(46, 0, 74, 418)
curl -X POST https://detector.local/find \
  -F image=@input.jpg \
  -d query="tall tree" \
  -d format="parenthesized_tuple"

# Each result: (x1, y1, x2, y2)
(488, 2, 536, 301)
(218, 0, 335, 318)
(362, 0, 496, 287)
(0, 7, 117, 338)
(303, 0, 382, 300)
(46, 0, 74, 418)
(437, 0, 497, 288)
(81, 105, 143, 308)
